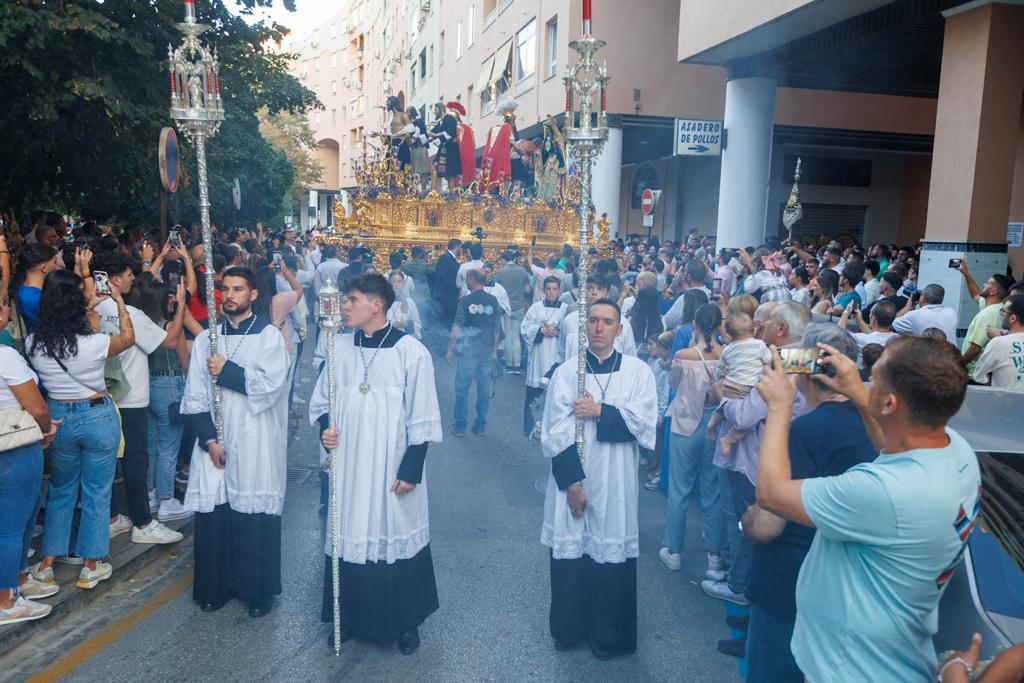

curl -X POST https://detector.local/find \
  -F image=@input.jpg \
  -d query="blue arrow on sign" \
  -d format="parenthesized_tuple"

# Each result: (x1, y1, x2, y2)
(688, 145, 710, 153)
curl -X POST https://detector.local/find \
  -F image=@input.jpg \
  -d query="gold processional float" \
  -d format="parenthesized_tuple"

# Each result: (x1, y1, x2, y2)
(316, 157, 610, 271)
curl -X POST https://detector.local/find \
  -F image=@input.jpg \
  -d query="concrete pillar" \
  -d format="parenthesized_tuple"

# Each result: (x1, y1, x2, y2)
(919, 3, 1024, 337)
(590, 126, 624, 239)
(714, 77, 777, 250)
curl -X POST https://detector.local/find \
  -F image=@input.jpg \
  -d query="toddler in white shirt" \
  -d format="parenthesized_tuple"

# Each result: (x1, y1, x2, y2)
(706, 313, 772, 454)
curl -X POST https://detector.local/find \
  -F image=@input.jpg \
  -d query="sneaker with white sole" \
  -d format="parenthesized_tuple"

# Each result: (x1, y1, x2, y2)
(76, 561, 113, 589)
(19, 575, 59, 599)
(705, 552, 728, 582)
(643, 476, 661, 492)
(0, 596, 52, 625)
(700, 579, 750, 606)
(109, 514, 132, 539)
(131, 520, 184, 545)
(659, 547, 682, 571)
(157, 498, 194, 523)
(28, 563, 55, 586)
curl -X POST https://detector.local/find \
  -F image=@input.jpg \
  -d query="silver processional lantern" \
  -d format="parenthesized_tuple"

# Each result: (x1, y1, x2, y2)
(316, 285, 344, 656)
(168, 0, 226, 441)
(563, 0, 610, 466)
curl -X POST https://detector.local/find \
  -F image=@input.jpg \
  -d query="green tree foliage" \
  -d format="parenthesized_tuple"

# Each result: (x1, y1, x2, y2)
(258, 108, 323, 223)
(0, 0, 317, 228)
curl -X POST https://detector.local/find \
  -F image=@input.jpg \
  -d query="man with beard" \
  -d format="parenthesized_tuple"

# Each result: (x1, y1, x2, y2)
(181, 268, 291, 617)
(312, 272, 443, 654)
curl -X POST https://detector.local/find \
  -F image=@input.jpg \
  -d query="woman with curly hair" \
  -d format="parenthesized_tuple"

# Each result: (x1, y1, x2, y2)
(26, 270, 134, 591)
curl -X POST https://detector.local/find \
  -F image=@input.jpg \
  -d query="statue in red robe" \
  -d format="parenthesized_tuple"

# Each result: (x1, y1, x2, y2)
(482, 100, 518, 190)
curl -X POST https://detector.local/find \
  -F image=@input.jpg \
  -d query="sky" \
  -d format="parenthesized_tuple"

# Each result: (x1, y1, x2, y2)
(240, 0, 344, 36)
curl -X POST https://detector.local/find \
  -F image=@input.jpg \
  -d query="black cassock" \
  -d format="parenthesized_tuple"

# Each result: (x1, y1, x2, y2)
(430, 113, 462, 179)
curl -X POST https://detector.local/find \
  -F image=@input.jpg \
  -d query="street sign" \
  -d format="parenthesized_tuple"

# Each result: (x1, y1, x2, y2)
(1009, 221, 1023, 248)
(642, 214, 654, 228)
(641, 189, 655, 215)
(674, 118, 722, 156)
(158, 127, 179, 193)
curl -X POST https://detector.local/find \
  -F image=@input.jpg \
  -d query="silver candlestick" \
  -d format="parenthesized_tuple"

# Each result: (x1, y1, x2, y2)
(563, 13, 610, 467)
(317, 285, 344, 656)
(168, 0, 226, 441)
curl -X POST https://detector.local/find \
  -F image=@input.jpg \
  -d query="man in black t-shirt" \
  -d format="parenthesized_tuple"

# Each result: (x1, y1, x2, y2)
(738, 325, 875, 682)
(446, 269, 501, 436)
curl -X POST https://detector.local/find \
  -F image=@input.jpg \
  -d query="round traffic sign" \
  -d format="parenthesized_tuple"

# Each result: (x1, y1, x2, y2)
(641, 188, 654, 215)
(159, 127, 179, 194)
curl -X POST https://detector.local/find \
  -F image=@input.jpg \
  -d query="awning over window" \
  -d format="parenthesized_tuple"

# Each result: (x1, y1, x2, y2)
(489, 39, 514, 90)
(475, 54, 496, 95)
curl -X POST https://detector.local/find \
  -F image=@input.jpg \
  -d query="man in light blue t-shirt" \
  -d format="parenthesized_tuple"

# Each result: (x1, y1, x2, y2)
(753, 336, 980, 683)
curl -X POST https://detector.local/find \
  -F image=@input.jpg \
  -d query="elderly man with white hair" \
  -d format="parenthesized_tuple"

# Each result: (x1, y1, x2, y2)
(621, 271, 658, 318)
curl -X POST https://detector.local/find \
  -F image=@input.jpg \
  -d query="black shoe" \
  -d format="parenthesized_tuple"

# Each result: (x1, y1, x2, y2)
(553, 639, 578, 652)
(199, 596, 230, 613)
(397, 627, 420, 655)
(717, 635, 746, 659)
(589, 639, 615, 661)
(248, 599, 273, 618)
(327, 627, 352, 649)
(726, 614, 750, 632)
(471, 423, 485, 436)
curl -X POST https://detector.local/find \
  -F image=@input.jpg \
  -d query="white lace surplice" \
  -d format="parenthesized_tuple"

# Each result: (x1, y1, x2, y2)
(521, 300, 567, 388)
(308, 334, 443, 564)
(540, 353, 658, 563)
(180, 326, 291, 516)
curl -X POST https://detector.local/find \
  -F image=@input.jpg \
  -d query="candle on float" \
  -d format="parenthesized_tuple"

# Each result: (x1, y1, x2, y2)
(565, 90, 571, 114)
(170, 70, 176, 94)
(214, 71, 220, 95)
(582, 0, 592, 37)
(206, 69, 213, 94)
(183, 0, 196, 23)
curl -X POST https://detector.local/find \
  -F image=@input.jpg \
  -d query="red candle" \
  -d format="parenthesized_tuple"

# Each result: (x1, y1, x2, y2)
(170, 70, 176, 94)
(565, 91, 571, 113)
(582, 0, 591, 21)
(601, 89, 606, 113)
(214, 72, 220, 94)
(206, 70, 212, 94)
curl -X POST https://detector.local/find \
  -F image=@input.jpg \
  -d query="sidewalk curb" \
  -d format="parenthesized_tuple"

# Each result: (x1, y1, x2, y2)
(0, 518, 193, 655)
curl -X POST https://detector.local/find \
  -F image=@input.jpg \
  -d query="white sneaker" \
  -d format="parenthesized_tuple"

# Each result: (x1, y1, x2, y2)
(700, 579, 750, 606)
(27, 547, 36, 559)
(109, 514, 132, 539)
(131, 520, 184, 545)
(28, 563, 55, 586)
(705, 552, 728, 582)
(19, 575, 59, 599)
(157, 498, 194, 522)
(76, 561, 113, 589)
(0, 595, 52, 625)
(148, 489, 159, 514)
(659, 547, 682, 571)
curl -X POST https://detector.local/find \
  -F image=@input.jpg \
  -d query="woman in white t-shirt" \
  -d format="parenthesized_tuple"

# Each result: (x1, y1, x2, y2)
(0, 298, 57, 626)
(26, 270, 135, 592)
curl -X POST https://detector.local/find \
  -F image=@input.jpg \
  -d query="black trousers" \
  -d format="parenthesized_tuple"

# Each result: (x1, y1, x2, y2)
(524, 386, 544, 434)
(193, 504, 282, 605)
(322, 545, 439, 642)
(549, 553, 637, 654)
(113, 407, 151, 527)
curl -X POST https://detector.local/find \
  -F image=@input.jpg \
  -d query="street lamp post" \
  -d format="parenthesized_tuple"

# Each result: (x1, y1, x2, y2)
(168, 0, 226, 441)
(563, 1, 609, 466)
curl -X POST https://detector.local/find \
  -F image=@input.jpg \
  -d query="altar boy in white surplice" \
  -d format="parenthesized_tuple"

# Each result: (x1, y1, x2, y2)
(521, 275, 568, 434)
(311, 272, 443, 656)
(541, 298, 657, 660)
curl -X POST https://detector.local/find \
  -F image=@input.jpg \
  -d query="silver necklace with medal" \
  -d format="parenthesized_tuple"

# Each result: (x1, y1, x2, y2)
(585, 350, 620, 402)
(356, 324, 393, 394)
(222, 314, 258, 363)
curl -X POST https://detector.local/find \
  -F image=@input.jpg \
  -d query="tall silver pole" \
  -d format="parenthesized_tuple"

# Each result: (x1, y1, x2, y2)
(169, 0, 226, 442)
(194, 132, 224, 443)
(563, 16, 610, 467)
(317, 286, 343, 656)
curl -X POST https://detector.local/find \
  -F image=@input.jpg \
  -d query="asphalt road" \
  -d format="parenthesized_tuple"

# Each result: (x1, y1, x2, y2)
(6, 343, 742, 682)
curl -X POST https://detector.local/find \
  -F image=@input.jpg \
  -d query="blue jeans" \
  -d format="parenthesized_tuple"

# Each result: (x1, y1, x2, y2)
(453, 355, 493, 430)
(147, 374, 185, 500)
(42, 398, 120, 560)
(719, 466, 755, 594)
(661, 406, 726, 554)
(0, 443, 43, 590)
(746, 603, 803, 683)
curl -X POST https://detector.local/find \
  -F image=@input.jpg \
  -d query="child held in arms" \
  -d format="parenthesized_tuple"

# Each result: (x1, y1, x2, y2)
(706, 313, 771, 454)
